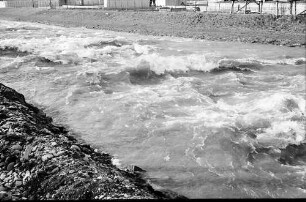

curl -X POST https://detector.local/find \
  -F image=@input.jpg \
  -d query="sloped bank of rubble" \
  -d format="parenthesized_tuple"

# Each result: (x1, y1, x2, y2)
(0, 8, 305, 47)
(0, 83, 186, 200)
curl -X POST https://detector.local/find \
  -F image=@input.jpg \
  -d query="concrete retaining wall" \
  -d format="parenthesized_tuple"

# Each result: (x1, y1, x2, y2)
(104, 0, 150, 8)
(204, 2, 306, 15)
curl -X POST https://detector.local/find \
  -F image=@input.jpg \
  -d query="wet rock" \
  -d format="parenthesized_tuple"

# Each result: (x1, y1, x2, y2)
(13, 150, 21, 155)
(81, 147, 92, 154)
(50, 167, 59, 174)
(54, 151, 65, 157)
(15, 181, 23, 187)
(70, 145, 81, 152)
(0, 173, 6, 180)
(23, 170, 31, 181)
(12, 196, 20, 200)
(32, 145, 38, 152)
(21, 145, 32, 161)
(11, 144, 22, 151)
(132, 165, 145, 173)
(5, 157, 12, 165)
(42, 154, 53, 162)
(3, 177, 9, 183)
(0, 186, 6, 192)
(7, 162, 15, 171)
(4, 182, 12, 188)
(83, 154, 90, 162)
(0, 191, 8, 200)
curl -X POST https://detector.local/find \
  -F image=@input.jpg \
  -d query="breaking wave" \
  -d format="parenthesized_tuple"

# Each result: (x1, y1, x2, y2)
(1, 19, 305, 199)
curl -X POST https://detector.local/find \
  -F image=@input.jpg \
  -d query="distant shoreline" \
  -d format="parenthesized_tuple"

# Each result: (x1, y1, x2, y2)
(0, 8, 305, 47)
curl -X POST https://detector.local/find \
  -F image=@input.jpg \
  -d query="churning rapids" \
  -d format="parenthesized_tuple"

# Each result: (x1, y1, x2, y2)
(0, 19, 305, 198)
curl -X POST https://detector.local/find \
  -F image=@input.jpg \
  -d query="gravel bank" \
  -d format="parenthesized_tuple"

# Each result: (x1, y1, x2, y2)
(0, 83, 186, 200)
(0, 8, 305, 47)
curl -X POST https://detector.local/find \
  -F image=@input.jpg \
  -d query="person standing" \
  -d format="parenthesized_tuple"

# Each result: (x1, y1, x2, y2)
(150, 0, 156, 7)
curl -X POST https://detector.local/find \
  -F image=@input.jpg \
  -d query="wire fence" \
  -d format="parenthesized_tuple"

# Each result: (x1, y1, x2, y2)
(204, 1, 306, 15)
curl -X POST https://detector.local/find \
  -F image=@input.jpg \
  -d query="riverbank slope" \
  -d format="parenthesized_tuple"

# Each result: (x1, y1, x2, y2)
(0, 8, 305, 47)
(0, 83, 185, 200)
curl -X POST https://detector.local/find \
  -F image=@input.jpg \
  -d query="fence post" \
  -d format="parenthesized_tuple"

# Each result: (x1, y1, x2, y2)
(230, 0, 235, 14)
(294, 0, 296, 17)
(276, 1, 279, 17)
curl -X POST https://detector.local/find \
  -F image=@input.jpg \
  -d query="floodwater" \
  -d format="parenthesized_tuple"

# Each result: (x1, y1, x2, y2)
(0, 20, 305, 198)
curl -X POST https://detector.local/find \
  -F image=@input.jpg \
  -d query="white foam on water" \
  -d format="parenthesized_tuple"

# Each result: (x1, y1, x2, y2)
(254, 93, 305, 113)
(133, 43, 156, 54)
(111, 156, 121, 167)
(0, 57, 24, 70)
(1, 19, 306, 199)
(219, 57, 306, 66)
(114, 52, 218, 75)
(257, 120, 305, 148)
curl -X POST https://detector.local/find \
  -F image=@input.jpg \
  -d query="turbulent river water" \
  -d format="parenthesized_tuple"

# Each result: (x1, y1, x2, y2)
(0, 20, 305, 198)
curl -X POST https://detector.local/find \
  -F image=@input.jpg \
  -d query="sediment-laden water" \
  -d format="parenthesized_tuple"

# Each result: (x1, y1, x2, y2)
(0, 20, 305, 198)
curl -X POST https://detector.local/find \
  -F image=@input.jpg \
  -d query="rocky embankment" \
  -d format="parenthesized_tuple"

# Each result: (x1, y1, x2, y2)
(0, 83, 186, 200)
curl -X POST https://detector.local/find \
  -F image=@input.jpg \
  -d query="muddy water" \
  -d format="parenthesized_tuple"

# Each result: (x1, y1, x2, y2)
(0, 20, 305, 198)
